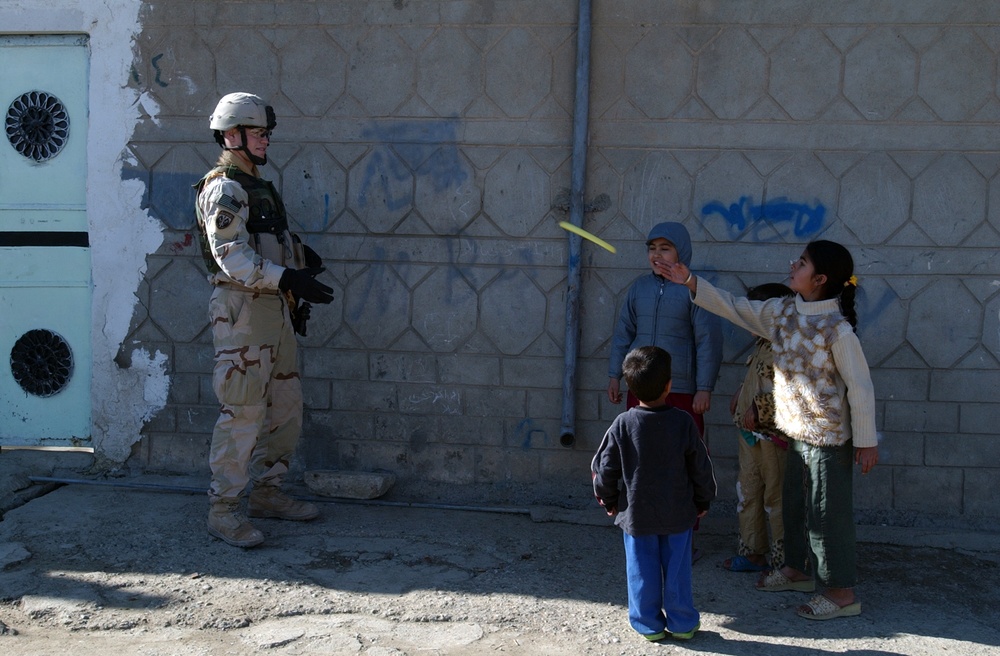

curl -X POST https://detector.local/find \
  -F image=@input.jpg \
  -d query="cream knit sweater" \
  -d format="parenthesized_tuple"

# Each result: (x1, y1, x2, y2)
(693, 277, 877, 449)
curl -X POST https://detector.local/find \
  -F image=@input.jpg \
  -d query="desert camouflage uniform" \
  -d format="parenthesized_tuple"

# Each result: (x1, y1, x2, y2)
(195, 152, 304, 505)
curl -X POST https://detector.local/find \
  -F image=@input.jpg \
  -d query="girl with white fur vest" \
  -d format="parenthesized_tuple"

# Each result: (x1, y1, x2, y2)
(663, 240, 878, 622)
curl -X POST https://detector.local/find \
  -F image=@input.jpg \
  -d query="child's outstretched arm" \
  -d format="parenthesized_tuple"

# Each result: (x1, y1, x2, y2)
(662, 260, 697, 294)
(663, 262, 776, 339)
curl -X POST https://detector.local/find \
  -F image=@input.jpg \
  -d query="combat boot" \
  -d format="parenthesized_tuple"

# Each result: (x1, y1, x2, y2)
(248, 486, 320, 521)
(207, 501, 265, 548)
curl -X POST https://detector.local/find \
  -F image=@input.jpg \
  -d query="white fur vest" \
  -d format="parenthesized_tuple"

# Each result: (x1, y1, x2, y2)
(770, 298, 847, 446)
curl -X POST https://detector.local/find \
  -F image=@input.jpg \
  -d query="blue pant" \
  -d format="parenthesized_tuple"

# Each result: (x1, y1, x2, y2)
(623, 529, 698, 637)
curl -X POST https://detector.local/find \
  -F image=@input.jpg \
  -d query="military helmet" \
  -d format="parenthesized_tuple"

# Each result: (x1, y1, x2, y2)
(209, 92, 276, 132)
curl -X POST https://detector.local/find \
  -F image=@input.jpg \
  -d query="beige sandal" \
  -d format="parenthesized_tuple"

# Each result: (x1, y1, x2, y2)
(756, 569, 816, 592)
(797, 594, 862, 620)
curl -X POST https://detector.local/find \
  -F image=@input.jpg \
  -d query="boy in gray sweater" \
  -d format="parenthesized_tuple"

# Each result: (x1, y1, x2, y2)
(593, 345, 717, 642)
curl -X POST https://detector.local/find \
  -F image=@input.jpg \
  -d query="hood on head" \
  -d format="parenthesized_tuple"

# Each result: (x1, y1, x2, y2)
(646, 222, 692, 265)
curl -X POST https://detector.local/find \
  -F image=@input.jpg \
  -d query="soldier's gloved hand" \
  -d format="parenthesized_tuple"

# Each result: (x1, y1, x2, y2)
(292, 302, 312, 336)
(303, 244, 323, 269)
(279, 267, 334, 304)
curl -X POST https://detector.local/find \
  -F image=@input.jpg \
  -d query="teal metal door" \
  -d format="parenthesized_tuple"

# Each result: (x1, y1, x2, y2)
(0, 35, 91, 447)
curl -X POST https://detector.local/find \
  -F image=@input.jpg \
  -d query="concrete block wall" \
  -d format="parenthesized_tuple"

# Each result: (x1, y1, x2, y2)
(125, 1, 999, 523)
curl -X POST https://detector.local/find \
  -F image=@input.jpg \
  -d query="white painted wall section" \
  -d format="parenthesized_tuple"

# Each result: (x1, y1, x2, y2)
(1, 0, 166, 463)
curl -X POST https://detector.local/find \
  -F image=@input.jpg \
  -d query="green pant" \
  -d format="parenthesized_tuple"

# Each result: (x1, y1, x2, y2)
(207, 287, 302, 503)
(783, 439, 856, 589)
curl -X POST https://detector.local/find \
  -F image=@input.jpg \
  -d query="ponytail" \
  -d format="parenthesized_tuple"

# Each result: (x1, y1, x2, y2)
(839, 281, 858, 332)
(806, 240, 858, 332)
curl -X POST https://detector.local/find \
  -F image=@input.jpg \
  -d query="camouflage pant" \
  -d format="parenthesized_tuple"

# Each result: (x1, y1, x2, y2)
(207, 287, 302, 503)
(736, 432, 787, 566)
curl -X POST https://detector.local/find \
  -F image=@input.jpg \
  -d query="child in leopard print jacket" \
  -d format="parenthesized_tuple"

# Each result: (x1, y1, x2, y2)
(723, 283, 794, 575)
(663, 240, 878, 623)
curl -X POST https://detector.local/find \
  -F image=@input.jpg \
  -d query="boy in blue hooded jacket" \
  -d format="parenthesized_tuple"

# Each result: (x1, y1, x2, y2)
(607, 222, 723, 436)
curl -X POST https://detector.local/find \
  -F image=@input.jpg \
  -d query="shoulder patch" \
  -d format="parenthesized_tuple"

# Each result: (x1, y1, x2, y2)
(217, 193, 243, 214)
(216, 211, 235, 230)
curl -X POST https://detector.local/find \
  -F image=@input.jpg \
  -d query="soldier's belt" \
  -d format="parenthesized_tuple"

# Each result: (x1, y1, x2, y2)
(213, 281, 281, 296)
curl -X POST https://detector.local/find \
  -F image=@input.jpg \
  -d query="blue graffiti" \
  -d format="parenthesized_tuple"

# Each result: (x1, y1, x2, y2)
(350, 118, 553, 322)
(151, 53, 168, 88)
(358, 148, 411, 211)
(857, 286, 898, 329)
(702, 196, 826, 238)
(346, 245, 408, 323)
(516, 417, 548, 450)
(358, 119, 468, 211)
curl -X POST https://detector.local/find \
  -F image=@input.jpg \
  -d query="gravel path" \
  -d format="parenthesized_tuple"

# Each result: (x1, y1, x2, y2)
(1, 479, 999, 655)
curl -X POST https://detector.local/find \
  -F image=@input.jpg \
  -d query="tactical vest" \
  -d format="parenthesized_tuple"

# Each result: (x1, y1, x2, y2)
(194, 165, 291, 274)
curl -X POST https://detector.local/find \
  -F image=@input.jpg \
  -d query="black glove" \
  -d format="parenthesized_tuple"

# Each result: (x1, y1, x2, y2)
(291, 301, 312, 336)
(303, 244, 323, 269)
(279, 267, 334, 304)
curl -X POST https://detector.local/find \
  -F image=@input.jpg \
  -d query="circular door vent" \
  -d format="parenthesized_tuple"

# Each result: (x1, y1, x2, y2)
(10, 329, 74, 397)
(6, 90, 71, 162)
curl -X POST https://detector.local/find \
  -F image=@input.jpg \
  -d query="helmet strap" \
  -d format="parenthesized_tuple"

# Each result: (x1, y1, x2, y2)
(219, 126, 267, 166)
(237, 126, 267, 166)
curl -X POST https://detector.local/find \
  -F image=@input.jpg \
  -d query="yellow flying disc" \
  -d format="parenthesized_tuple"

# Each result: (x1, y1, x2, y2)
(558, 221, 617, 253)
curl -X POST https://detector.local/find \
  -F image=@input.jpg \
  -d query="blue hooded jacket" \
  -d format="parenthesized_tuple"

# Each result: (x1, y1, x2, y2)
(608, 222, 723, 395)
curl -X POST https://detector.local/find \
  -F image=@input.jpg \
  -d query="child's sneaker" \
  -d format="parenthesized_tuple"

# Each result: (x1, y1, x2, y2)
(642, 631, 667, 642)
(671, 622, 700, 640)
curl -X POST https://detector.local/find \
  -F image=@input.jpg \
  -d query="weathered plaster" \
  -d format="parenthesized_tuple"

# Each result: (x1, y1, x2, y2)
(2, 0, 166, 463)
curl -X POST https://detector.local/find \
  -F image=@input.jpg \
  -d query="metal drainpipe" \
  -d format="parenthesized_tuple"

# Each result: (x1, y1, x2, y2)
(559, 0, 593, 448)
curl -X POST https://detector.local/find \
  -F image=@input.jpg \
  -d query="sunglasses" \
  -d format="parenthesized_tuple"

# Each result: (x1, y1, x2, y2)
(245, 127, 272, 139)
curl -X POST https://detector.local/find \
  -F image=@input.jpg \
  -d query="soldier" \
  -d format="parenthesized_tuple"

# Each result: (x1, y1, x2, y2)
(194, 92, 333, 547)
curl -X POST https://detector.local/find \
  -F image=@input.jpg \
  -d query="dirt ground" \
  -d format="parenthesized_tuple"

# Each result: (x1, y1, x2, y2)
(1, 477, 999, 656)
